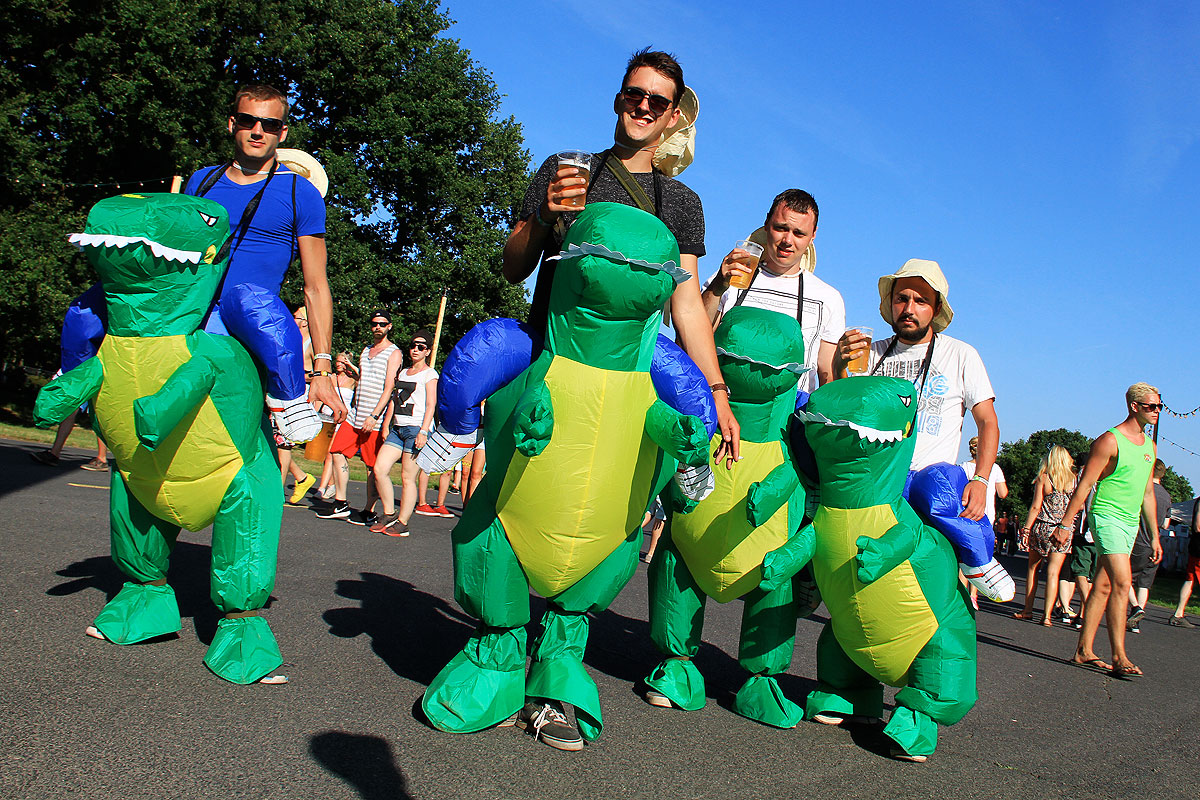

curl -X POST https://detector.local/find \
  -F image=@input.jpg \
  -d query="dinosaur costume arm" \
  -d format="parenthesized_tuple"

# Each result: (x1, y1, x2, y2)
(134, 354, 217, 450)
(855, 522, 918, 584)
(746, 460, 801, 527)
(758, 523, 816, 592)
(645, 400, 709, 467)
(33, 357, 105, 427)
(512, 380, 554, 457)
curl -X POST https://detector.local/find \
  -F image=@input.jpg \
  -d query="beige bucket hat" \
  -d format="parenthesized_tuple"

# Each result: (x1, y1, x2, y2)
(276, 149, 328, 197)
(746, 226, 817, 274)
(652, 86, 698, 177)
(877, 258, 954, 332)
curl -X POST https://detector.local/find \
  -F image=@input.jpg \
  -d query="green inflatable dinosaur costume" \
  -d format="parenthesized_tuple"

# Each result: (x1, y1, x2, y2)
(421, 202, 712, 748)
(34, 193, 285, 685)
(784, 376, 977, 760)
(645, 306, 812, 727)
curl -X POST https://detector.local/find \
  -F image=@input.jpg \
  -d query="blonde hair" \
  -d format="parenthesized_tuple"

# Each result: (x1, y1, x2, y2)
(1037, 445, 1076, 493)
(1126, 382, 1159, 406)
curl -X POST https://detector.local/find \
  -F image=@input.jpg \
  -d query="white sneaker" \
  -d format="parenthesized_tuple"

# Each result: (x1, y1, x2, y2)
(959, 558, 1015, 603)
(267, 395, 322, 444)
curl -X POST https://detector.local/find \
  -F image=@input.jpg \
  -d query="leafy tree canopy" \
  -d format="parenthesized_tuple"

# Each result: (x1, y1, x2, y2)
(0, 0, 530, 369)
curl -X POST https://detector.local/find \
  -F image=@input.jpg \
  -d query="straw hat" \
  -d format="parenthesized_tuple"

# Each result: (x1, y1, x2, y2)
(746, 226, 817, 274)
(652, 86, 698, 177)
(276, 149, 328, 197)
(877, 258, 954, 332)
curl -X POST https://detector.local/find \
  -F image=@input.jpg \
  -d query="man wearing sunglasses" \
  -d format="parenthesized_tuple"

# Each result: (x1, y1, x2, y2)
(502, 47, 740, 467)
(183, 83, 344, 442)
(1053, 383, 1163, 679)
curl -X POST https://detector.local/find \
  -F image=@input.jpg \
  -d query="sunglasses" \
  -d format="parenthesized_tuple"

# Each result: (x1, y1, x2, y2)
(1137, 402, 1164, 411)
(410, 341, 430, 351)
(233, 112, 285, 134)
(370, 320, 390, 328)
(620, 86, 673, 117)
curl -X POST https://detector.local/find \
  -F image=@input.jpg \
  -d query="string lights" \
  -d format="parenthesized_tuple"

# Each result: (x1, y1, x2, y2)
(13, 176, 174, 191)
(1159, 435, 1200, 460)
(1165, 402, 1200, 419)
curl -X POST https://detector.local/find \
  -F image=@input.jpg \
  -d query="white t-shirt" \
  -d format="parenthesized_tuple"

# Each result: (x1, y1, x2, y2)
(865, 333, 994, 471)
(711, 268, 845, 393)
(959, 459, 1006, 523)
(392, 366, 438, 428)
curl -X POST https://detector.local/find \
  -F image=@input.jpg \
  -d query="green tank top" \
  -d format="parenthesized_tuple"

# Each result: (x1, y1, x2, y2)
(1091, 427, 1155, 524)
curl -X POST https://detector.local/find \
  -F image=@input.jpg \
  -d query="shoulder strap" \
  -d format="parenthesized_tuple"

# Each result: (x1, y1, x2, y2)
(600, 150, 657, 215)
(193, 163, 230, 198)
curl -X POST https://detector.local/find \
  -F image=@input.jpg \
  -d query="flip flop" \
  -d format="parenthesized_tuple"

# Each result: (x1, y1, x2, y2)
(1111, 664, 1144, 680)
(84, 626, 107, 641)
(259, 674, 289, 685)
(1012, 612, 1033, 620)
(1069, 656, 1111, 674)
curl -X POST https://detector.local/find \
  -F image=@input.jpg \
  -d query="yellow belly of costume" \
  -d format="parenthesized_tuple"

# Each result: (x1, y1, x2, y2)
(96, 335, 243, 531)
(498, 356, 658, 597)
(813, 504, 938, 686)
(672, 434, 788, 603)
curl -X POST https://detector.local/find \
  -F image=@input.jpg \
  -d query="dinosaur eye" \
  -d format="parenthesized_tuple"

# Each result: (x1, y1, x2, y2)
(899, 395, 912, 407)
(198, 212, 218, 227)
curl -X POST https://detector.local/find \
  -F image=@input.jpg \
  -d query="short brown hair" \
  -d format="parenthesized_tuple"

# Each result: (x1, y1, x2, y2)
(623, 48, 684, 106)
(1154, 459, 1167, 479)
(230, 84, 289, 120)
(765, 189, 819, 228)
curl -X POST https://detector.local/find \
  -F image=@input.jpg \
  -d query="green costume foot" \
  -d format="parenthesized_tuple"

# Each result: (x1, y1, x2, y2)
(734, 675, 802, 728)
(91, 581, 182, 644)
(644, 658, 706, 711)
(203, 616, 283, 685)
(883, 706, 938, 759)
(422, 627, 527, 733)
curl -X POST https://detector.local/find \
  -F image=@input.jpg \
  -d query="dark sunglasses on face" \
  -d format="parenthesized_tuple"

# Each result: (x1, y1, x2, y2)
(1137, 402, 1164, 411)
(410, 341, 430, 351)
(233, 112, 285, 134)
(370, 320, 390, 328)
(620, 86, 673, 116)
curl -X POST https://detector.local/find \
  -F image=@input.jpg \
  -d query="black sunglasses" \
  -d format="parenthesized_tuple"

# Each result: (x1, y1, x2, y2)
(409, 341, 430, 351)
(620, 86, 673, 116)
(233, 112, 285, 134)
(1137, 402, 1164, 411)
(370, 320, 390, 328)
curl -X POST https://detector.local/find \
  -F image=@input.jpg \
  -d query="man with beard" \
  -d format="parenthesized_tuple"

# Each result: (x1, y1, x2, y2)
(834, 259, 998, 521)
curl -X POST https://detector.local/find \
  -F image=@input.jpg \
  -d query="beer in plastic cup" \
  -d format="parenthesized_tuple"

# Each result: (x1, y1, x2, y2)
(557, 150, 592, 209)
(846, 326, 873, 375)
(727, 240, 764, 290)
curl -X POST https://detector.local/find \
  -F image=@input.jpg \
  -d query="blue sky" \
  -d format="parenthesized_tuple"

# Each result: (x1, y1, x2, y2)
(442, 0, 1200, 486)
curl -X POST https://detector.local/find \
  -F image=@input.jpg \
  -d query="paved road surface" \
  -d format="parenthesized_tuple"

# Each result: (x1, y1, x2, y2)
(1, 439, 1196, 799)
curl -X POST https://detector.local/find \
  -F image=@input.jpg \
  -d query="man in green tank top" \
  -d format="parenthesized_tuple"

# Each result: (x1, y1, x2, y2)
(1054, 382, 1162, 679)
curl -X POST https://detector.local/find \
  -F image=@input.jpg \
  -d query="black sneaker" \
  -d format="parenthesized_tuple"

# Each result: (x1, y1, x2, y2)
(1127, 605, 1146, 625)
(315, 501, 351, 519)
(1169, 615, 1196, 628)
(346, 508, 378, 527)
(514, 699, 583, 751)
(1126, 620, 1141, 634)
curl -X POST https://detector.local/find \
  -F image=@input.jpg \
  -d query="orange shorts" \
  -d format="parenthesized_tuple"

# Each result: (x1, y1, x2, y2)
(1186, 555, 1200, 585)
(328, 422, 384, 468)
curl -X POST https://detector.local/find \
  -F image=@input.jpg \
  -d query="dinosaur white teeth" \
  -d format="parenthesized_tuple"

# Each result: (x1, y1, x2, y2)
(66, 233, 203, 264)
(794, 408, 904, 442)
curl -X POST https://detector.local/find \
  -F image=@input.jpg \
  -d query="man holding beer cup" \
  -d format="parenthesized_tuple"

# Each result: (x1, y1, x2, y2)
(502, 47, 742, 466)
(700, 189, 846, 392)
(833, 259, 999, 521)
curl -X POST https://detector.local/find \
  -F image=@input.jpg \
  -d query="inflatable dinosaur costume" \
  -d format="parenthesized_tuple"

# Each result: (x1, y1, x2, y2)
(421, 202, 715, 748)
(789, 376, 977, 760)
(34, 193, 285, 684)
(644, 306, 812, 727)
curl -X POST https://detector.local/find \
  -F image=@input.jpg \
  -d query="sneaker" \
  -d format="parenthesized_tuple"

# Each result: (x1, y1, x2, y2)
(318, 484, 336, 501)
(891, 748, 929, 763)
(369, 512, 409, 537)
(315, 501, 351, 519)
(30, 450, 61, 466)
(1127, 605, 1146, 625)
(644, 689, 675, 709)
(1056, 611, 1075, 625)
(80, 457, 109, 471)
(1072, 615, 1084, 630)
(380, 520, 410, 537)
(266, 394, 322, 444)
(414, 503, 438, 517)
(514, 700, 583, 751)
(433, 505, 454, 518)
(812, 712, 881, 726)
(346, 509, 378, 527)
(1169, 615, 1196, 628)
(288, 473, 315, 504)
(1127, 620, 1141, 634)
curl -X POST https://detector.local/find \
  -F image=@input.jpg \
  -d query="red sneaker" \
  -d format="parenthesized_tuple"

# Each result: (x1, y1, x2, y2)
(414, 503, 438, 516)
(433, 505, 454, 518)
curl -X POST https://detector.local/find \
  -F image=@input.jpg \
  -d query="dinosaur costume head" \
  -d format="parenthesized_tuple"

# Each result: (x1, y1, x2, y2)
(69, 193, 231, 337)
(714, 306, 805, 404)
(799, 376, 917, 506)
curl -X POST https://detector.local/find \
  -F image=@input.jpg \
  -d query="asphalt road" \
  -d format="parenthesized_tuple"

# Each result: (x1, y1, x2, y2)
(1, 438, 1197, 800)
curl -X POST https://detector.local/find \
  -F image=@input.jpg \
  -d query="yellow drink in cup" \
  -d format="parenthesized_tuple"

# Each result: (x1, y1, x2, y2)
(846, 326, 873, 375)
(557, 150, 592, 209)
(727, 240, 764, 290)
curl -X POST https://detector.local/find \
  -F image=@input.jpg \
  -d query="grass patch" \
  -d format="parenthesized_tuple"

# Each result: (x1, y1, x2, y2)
(0, 421, 101, 452)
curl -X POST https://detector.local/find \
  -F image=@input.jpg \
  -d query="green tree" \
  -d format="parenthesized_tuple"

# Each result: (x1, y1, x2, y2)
(1160, 465, 1194, 505)
(995, 428, 1093, 523)
(0, 0, 529, 371)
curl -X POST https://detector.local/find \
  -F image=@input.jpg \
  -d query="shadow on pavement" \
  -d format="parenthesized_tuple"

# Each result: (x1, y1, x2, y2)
(0, 440, 107, 499)
(309, 730, 412, 800)
(325, 572, 477, 686)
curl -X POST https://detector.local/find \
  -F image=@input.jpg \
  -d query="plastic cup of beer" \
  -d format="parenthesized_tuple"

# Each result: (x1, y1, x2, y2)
(846, 326, 873, 375)
(556, 150, 592, 209)
(727, 240, 764, 290)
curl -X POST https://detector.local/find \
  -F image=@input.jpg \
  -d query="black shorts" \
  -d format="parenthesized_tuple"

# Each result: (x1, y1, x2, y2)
(1129, 544, 1159, 590)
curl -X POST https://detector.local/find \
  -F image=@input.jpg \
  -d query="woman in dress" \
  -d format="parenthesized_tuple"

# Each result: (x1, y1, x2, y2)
(1014, 446, 1077, 625)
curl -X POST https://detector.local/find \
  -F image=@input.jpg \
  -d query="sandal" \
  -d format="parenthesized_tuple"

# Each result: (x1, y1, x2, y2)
(1040, 618, 1053, 627)
(1012, 611, 1033, 620)
(1111, 663, 1144, 680)
(1069, 656, 1111, 674)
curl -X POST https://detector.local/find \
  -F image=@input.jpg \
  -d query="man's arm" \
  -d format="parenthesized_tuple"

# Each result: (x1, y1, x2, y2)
(960, 398, 998, 519)
(698, 247, 755, 327)
(502, 163, 586, 283)
(995, 471, 1009, 501)
(673, 253, 740, 467)
(1055, 433, 1117, 547)
(298, 233, 346, 423)
(816, 340, 837, 386)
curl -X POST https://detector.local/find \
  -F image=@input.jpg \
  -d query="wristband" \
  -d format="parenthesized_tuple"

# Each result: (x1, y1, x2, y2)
(309, 370, 334, 377)
(368, 413, 377, 420)
(313, 353, 332, 362)
(419, 430, 429, 436)
(970, 475, 988, 485)
(710, 382, 731, 398)
(534, 204, 556, 228)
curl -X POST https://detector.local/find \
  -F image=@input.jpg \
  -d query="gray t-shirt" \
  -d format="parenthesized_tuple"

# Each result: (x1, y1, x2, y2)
(519, 152, 705, 331)
(1136, 482, 1172, 548)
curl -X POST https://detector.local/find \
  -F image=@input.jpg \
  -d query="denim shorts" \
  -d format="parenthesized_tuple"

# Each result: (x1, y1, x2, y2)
(384, 424, 422, 454)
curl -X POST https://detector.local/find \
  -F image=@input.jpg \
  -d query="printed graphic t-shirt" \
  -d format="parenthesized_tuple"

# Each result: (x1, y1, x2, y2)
(392, 367, 438, 428)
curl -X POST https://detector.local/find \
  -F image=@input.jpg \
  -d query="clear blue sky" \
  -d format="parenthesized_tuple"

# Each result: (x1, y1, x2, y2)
(442, 0, 1200, 487)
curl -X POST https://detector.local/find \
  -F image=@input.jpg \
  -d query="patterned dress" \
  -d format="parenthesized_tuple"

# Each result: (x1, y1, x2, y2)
(1031, 483, 1073, 556)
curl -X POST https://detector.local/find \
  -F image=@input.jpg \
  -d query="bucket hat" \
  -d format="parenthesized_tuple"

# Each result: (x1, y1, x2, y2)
(877, 258, 954, 332)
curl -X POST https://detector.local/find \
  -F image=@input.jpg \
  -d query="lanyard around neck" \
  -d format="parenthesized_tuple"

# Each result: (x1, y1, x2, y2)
(870, 333, 937, 397)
